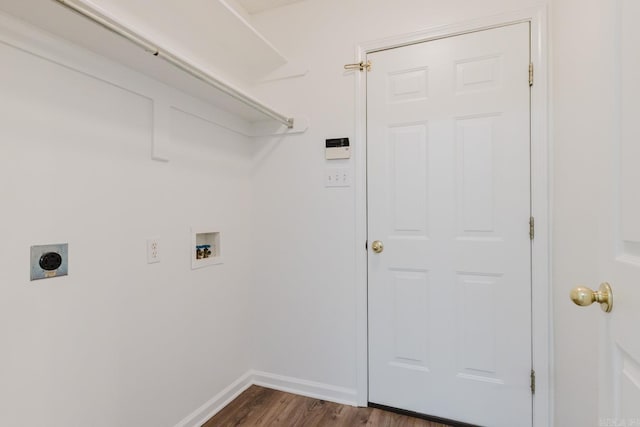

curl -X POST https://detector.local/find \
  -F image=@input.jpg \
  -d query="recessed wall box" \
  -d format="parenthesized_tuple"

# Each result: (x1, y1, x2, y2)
(191, 228, 223, 269)
(30, 243, 68, 281)
(325, 138, 350, 160)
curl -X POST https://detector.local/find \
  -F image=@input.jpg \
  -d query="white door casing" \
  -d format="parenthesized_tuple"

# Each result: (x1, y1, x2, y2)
(367, 23, 532, 426)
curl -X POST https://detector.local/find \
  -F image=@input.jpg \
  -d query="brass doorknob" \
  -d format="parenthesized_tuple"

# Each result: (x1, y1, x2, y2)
(570, 282, 613, 313)
(371, 240, 384, 254)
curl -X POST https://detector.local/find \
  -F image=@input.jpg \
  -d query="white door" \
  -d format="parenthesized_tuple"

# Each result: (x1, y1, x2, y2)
(367, 23, 532, 426)
(587, 1, 640, 423)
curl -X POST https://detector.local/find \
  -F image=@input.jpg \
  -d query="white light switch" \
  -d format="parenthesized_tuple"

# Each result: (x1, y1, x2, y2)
(325, 168, 351, 187)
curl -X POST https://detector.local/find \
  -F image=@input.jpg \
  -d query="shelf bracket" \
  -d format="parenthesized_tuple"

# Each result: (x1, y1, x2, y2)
(152, 99, 171, 162)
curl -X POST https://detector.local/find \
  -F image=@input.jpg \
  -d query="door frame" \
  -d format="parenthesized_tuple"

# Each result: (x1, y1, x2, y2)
(353, 6, 551, 426)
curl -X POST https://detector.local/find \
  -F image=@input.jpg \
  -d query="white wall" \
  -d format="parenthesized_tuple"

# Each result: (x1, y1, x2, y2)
(247, 0, 543, 401)
(0, 17, 253, 427)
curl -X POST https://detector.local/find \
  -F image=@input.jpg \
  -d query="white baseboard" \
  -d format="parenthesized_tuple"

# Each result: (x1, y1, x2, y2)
(174, 371, 253, 427)
(174, 370, 359, 427)
(250, 370, 359, 407)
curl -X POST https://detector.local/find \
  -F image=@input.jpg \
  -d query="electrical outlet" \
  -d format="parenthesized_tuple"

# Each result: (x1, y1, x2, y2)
(325, 167, 351, 187)
(147, 238, 160, 264)
(30, 243, 69, 281)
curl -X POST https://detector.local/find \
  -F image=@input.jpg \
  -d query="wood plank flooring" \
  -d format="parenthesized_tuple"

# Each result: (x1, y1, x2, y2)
(203, 385, 452, 427)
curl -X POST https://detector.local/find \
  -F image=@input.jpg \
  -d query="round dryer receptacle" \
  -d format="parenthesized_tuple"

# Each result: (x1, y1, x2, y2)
(39, 252, 62, 271)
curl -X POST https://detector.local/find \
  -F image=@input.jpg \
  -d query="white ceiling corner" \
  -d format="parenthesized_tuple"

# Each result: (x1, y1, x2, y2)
(237, 0, 306, 14)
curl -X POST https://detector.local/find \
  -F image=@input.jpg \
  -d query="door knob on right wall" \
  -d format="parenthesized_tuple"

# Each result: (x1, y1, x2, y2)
(570, 282, 613, 313)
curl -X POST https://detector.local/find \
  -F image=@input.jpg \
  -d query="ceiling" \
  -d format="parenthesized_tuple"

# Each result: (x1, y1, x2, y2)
(237, 0, 306, 14)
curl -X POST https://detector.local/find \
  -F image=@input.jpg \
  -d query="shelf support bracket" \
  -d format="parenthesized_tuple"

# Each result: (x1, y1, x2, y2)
(152, 99, 171, 162)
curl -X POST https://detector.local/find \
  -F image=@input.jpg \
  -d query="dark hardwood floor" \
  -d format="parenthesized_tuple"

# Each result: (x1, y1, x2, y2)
(203, 385, 452, 427)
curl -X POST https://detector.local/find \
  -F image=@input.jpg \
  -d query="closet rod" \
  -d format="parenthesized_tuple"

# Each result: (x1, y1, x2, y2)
(54, 0, 295, 128)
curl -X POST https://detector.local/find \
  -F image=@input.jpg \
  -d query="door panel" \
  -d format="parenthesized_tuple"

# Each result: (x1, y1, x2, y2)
(599, 0, 640, 422)
(367, 23, 532, 426)
(389, 124, 429, 233)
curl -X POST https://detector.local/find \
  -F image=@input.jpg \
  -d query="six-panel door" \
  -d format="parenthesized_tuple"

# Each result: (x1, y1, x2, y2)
(367, 23, 532, 426)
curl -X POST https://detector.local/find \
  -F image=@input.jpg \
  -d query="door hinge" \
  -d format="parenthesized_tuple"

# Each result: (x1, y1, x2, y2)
(529, 62, 534, 86)
(529, 216, 535, 240)
(530, 369, 536, 394)
(344, 60, 371, 72)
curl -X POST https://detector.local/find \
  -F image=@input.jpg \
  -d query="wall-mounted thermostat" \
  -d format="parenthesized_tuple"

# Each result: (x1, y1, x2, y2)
(325, 138, 350, 160)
